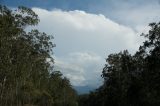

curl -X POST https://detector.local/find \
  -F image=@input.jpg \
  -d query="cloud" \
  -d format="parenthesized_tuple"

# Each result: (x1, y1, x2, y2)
(99, 0, 160, 28)
(33, 8, 143, 55)
(116, 4, 160, 27)
(54, 52, 104, 87)
(32, 8, 146, 87)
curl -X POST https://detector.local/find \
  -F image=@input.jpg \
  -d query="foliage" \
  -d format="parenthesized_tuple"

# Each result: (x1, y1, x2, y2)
(1, 4, 160, 106)
(0, 5, 77, 106)
(78, 22, 160, 106)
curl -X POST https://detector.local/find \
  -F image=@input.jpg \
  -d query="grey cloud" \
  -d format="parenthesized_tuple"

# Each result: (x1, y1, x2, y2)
(32, 8, 149, 87)
(92, 0, 160, 28)
(54, 52, 104, 87)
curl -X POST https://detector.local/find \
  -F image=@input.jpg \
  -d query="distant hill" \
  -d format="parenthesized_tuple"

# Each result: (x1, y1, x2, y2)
(73, 86, 96, 94)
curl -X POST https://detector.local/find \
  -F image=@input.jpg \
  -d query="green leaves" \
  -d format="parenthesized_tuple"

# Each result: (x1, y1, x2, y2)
(15, 6, 39, 27)
(79, 22, 160, 106)
(0, 5, 77, 106)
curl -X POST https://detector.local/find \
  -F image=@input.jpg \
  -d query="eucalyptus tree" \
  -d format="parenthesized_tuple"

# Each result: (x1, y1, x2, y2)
(78, 22, 160, 106)
(0, 5, 77, 106)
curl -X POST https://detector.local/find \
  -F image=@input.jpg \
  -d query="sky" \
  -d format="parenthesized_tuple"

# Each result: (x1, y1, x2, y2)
(2, 0, 160, 88)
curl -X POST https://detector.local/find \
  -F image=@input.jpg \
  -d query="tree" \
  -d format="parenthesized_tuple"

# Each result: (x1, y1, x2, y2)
(79, 22, 160, 106)
(137, 22, 160, 105)
(0, 5, 77, 106)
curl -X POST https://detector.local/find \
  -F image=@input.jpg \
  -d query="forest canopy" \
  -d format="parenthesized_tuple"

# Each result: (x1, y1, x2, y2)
(1, 4, 160, 106)
(78, 22, 160, 106)
(0, 5, 77, 106)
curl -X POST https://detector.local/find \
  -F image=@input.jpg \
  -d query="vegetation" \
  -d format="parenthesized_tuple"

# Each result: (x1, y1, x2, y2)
(1, 4, 160, 106)
(78, 22, 160, 106)
(0, 5, 77, 106)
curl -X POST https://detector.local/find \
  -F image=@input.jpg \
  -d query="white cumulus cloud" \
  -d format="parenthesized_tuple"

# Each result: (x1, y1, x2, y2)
(32, 8, 147, 87)
(54, 52, 104, 87)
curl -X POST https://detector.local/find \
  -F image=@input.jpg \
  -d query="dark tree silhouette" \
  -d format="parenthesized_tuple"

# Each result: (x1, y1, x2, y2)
(0, 5, 78, 106)
(78, 22, 160, 106)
